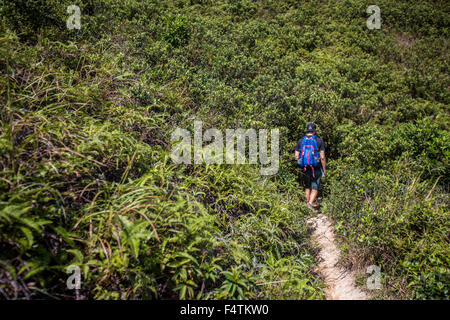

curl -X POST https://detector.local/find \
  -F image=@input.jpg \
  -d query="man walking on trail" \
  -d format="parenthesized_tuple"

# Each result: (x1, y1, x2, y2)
(295, 123, 326, 210)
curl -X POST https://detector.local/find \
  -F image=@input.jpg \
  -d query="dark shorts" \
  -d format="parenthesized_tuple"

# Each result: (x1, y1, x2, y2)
(299, 166, 322, 190)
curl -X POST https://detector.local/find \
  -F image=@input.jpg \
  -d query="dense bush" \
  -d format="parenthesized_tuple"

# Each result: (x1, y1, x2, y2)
(323, 159, 448, 299)
(0, 0, 448, 299)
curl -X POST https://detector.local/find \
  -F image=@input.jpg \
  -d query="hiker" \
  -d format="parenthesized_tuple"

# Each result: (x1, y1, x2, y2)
(295, 123, 326, 210)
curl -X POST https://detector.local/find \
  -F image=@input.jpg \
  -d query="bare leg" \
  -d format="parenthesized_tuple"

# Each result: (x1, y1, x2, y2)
(305, 188, 311, 204)
(309, 189, 319, 206)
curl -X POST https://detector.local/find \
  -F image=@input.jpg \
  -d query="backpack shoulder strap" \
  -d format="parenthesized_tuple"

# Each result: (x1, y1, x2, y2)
(311, 136, 320, 156)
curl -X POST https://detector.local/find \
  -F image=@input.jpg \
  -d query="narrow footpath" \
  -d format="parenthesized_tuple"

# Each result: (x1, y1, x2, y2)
(308, 213, 368, 300)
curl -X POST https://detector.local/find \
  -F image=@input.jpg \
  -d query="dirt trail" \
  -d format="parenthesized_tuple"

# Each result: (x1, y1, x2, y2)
(308, 213, 367, 300)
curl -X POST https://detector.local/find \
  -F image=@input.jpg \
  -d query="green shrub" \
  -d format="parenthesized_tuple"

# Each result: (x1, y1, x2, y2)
(0, 0, 448, 300)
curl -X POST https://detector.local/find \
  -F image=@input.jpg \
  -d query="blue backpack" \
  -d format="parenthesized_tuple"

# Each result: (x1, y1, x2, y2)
(298, 135, 320, 177)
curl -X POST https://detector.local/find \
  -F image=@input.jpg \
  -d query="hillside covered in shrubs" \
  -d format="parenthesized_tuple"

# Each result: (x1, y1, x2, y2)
(0, 0, 448, 299)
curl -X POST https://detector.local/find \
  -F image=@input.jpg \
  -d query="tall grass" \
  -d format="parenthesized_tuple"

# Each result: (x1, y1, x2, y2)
(1, 0, 448, 299)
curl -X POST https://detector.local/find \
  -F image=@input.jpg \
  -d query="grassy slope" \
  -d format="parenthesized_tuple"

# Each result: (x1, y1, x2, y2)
(0, 0, 448, 299)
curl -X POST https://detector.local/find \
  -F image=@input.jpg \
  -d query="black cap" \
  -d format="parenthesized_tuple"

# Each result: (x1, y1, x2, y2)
(306, 123, 316, 132)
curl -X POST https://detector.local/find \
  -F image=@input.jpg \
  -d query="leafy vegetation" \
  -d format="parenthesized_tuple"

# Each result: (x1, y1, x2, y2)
(0, 0, 448, 299)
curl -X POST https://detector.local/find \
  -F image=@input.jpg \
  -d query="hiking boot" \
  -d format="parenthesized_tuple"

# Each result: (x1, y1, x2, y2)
(307, 203, 315, 211)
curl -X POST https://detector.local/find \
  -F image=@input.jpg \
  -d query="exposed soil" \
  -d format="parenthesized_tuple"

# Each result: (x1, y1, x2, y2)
(308, 213, 368, 300)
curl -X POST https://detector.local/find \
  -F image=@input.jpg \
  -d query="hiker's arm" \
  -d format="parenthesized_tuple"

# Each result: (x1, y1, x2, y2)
(295, 150, 300, 161)
(320, 150, 326, 175)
